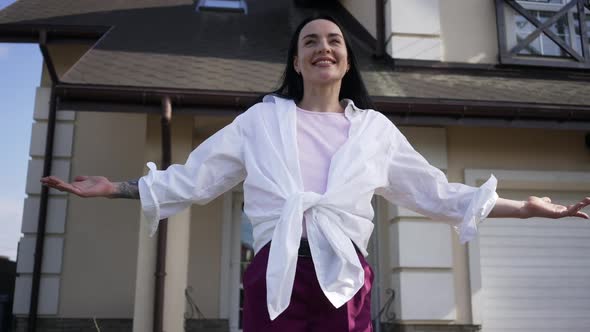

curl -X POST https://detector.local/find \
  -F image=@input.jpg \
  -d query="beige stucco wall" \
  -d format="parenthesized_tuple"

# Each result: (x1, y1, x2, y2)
(447, 126, 590, 323)
(59, 111, 146, 317)
(37, 42, 146, 318)
(186, 195, 225, 317)
(447, 127, 590, 182)
(41, 44, 93, 86)
(186, 116, 235, 318)
(439, 0, 498, 64)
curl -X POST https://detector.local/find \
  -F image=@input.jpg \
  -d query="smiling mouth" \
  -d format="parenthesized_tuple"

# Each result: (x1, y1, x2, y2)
(312, 59, 336, 67)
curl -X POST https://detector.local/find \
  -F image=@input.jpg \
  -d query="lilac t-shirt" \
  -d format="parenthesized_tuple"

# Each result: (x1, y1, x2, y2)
(296, 106, 350, 237)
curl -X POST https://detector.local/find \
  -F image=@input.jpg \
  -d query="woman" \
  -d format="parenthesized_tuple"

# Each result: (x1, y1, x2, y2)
(41, 15, 589, 332)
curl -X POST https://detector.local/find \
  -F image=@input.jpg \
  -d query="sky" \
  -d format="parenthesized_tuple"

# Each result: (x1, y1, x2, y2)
(0, 0, 42, 260)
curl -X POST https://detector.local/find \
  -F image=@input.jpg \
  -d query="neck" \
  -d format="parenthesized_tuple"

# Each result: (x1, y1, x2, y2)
(297, 81, 343, 113)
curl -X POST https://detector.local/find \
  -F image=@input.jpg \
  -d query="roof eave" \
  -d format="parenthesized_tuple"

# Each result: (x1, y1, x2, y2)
(0, 23, 108, 43)
(373, 96, 590, 121)
(53, 83, 590, 129)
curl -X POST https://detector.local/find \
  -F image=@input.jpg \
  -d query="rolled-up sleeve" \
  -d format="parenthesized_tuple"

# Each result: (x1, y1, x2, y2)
(376, 126, 498, 244)
(139, 114, 247, 236)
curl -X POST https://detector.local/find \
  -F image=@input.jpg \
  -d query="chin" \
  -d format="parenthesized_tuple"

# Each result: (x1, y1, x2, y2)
(309, 73, 344, 84)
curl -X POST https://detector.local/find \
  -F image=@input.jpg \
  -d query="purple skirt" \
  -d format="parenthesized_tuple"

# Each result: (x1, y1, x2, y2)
(242, 241, 374, 332)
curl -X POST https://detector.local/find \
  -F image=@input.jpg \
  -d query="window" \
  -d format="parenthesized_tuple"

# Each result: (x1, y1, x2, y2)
(237, 203, 254, 331)
(195, 0, 248, 14)
(222, 191, 254, 332)
(496, 0, 590, 68)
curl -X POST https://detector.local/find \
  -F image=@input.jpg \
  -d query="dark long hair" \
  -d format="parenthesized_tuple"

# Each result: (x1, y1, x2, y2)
(271, 14, 374, 110)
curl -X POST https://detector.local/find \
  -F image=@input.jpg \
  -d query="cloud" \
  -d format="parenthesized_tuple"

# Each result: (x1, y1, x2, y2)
(0, 197, 24, 261)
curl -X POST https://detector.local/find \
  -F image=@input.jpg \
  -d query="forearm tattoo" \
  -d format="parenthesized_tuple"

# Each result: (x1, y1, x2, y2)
(110, 179, 140, 199)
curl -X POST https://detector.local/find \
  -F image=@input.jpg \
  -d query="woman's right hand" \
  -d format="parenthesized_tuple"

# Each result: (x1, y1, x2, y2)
(40, 175, 116, 198)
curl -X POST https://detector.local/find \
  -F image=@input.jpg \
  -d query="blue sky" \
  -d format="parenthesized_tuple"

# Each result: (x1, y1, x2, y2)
(0, 0, 42, 260)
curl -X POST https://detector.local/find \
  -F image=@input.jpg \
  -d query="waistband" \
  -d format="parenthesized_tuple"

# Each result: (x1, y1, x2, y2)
(264, 238, 360, 259)
(298, 238, 312, 258)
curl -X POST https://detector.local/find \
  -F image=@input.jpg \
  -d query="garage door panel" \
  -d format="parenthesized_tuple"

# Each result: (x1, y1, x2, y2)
(485, 320, 590, 330)
(483, 287, 590, 298)
(480, 236, 590, 248)
(482, 256, 590, 268)
(482, 217, 587, 228)
(480, 246, 590, 258)
(485, 298, 590, 310)
(482, 276, 590, 288)
(479, 225, 590, 238)
(484, 309, 590, 320)
(480, 190, 590, 332)
(481, 266, 590, 277)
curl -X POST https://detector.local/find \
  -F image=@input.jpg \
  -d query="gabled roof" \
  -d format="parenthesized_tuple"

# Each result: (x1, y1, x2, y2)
(0, 0, 379, 91)
(1, 0, 589, 124)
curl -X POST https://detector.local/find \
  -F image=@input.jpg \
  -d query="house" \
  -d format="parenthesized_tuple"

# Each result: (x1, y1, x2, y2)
(1, 0, 589, 331)
(0, 256, 16, 332)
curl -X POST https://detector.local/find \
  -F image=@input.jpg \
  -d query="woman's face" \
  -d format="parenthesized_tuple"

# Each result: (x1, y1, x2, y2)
(293, 19, 349, 87)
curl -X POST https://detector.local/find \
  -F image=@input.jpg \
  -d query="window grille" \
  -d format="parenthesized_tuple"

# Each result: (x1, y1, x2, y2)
(495, 0, 590, 68)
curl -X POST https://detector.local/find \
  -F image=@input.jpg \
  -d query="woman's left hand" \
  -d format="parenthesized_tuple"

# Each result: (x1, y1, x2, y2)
(522, 196, 590, 219)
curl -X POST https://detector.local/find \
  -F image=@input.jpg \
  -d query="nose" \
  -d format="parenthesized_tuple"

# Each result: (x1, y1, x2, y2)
(316, 38, 332, 54)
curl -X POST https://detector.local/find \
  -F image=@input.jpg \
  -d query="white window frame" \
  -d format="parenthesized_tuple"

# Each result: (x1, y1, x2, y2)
(219, 187, 244, 332)
(506, 0, 589, 57)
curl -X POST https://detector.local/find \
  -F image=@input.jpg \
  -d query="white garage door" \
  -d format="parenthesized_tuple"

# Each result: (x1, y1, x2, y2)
(479, 190, 590, 332)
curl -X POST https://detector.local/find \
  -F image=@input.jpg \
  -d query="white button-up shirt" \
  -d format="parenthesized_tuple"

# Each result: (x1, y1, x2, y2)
(138, 95, 498, 320)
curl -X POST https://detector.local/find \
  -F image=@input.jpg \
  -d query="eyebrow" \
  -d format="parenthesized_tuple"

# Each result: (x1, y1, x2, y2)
(301, 33, 343, 40)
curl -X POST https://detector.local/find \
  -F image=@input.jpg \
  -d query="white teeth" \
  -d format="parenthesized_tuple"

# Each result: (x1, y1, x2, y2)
(315, 60, 333, 65)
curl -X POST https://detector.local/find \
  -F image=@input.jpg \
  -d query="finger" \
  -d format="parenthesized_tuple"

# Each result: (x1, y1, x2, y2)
(541, 197, 551, 203)
(74, 175, 89, 182)
(569, 199, 590, 214)
(575, 211, 589, 219)
(52, 181, 80, 194)
(40, 176, 63, 188)
(40, 176, 55, 184)
(44, 176, 64, 186)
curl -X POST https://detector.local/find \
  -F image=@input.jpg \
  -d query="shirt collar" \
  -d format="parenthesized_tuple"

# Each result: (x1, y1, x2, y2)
(264, 94, 362, 121)
(340, 98, 363, 121)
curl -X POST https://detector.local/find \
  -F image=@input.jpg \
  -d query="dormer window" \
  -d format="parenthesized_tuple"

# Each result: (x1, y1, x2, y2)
(496, 0, 590, 68)
(196, 0, 248, 14)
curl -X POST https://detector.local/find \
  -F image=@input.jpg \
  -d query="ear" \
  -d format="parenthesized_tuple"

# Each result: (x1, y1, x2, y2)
(293, 55, 300, 74)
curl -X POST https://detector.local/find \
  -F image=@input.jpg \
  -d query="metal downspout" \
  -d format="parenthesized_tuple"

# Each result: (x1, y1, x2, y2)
(28, 30, 60, 332)
(375, 0, 386, 58)
(374, 2, 386, 331)
(153, 96, 172, 332)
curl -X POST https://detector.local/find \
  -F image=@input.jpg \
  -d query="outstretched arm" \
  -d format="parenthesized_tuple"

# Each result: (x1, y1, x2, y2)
(109, 179, 140, 199)
(489, 196, 590, 219)
(40, 175, 140, 199)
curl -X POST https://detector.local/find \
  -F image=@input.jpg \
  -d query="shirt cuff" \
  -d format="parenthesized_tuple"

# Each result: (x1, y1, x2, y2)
(138, 162, 161, 237)
(456, 175, 499, 244)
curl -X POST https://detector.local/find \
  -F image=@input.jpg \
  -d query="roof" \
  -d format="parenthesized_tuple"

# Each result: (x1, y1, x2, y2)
(0, 0, 377, 91)
(1, 0, 589, 120)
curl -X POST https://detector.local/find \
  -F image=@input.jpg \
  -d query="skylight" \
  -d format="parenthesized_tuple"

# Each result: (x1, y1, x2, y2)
(196, 0, 248, 14)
